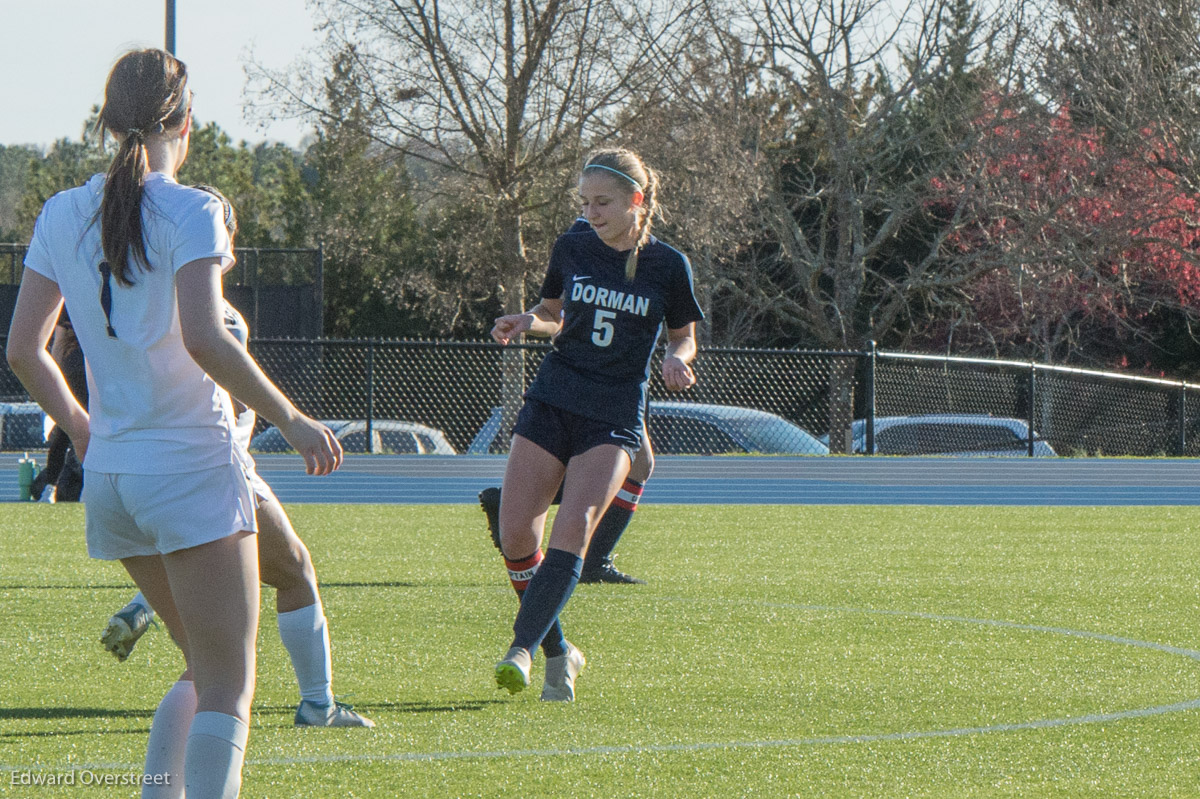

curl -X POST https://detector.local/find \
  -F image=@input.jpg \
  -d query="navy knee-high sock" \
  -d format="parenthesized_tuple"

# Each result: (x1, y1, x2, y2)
(511, 548, 582, 654)
(504, 550, 565, 657)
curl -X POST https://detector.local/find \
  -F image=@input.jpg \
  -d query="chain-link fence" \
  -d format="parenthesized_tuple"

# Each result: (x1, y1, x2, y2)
(239, 341, 1200, 457)
(237, 341, 861, 456)
(873, 351, 1197, 457)
(1, 336, 1198, 456)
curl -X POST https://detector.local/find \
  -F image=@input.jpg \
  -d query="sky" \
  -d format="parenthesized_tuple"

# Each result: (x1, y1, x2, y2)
(0, 0, 326, 150)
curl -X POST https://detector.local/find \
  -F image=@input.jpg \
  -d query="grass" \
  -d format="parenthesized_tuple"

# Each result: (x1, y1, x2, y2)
(3, 503, 1200, 797)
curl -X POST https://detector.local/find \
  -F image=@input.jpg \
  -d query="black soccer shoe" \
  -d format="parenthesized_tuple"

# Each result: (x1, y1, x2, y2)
(579, 557, 645, 585)
(479, 487, 502, 552)
(29, 469, 50, 502)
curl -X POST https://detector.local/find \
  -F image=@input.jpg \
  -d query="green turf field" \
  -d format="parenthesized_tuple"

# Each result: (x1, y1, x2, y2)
(3, 503, 1200, 797)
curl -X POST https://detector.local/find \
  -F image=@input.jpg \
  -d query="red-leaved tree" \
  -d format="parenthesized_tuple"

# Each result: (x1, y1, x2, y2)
(924, 95, 1200, 371)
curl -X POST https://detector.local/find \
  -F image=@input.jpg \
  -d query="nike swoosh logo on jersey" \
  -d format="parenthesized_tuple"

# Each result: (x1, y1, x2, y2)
(573, 274, 592, 281)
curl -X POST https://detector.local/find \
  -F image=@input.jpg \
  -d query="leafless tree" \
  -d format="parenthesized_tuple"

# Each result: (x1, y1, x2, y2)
(743, 0, 1029, 348)
(1038, 0, 1200, 179)
(726, 0, 1030, 445)
(256, 0, 705, 311)
(253, 0, 709, 416)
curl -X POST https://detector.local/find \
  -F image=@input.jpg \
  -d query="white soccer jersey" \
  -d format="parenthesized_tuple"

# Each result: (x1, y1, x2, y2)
(24, 172, 241, 475)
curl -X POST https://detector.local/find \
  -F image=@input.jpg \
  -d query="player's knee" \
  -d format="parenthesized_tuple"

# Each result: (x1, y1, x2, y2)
(499, 527, 539, 561)
(631, 448, 654, 482)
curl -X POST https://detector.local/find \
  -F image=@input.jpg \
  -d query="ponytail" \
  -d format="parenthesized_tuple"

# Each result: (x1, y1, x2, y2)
(582, 148, 660, 281)
(97, 49, 191, 286)
(100, 135, 151, 287)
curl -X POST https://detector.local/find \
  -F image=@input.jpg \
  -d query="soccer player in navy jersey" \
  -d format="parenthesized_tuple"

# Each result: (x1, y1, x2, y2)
(489, 148, 703, 701)
(478, 218, 657, 585)
(29, 310, 87, 502)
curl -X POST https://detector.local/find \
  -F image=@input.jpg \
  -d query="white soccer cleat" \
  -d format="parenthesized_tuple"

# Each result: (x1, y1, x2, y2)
(495, 646, 532, 694)
(100, 601, 155, 662)
(294, 699, 375, 728)
(541, 642, 586, 702)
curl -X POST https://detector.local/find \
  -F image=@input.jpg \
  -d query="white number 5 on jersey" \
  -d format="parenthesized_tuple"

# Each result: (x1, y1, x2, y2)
(592, 310, 616, 347)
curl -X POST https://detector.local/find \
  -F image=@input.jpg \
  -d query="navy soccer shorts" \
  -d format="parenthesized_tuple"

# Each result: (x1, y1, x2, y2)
(513, 397, 641, 466)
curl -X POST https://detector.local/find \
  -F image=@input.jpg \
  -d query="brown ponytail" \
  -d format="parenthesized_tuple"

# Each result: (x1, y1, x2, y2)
(583, 148, 659, 281)
(98, 49, 191, 286)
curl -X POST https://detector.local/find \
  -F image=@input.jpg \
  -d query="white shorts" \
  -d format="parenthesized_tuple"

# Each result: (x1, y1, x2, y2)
(84, 463, 258, 560)
(248, 467, 278, 507)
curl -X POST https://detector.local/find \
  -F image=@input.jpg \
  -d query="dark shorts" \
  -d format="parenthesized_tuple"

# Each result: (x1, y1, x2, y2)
(513, 397, 641, 466)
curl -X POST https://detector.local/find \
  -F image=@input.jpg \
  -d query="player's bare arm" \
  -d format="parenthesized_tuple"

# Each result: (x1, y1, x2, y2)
(662, 322, 697, 392)
(6, 269, 91, 459)
(491, 298, 564, 344)
(177, 258, 343, 476)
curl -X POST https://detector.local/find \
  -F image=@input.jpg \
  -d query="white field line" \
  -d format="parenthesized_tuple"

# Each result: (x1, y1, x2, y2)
(6, 603, 1199, 772)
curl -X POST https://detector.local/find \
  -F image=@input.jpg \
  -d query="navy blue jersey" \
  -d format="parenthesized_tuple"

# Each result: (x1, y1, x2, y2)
(525, 229, 704, 430)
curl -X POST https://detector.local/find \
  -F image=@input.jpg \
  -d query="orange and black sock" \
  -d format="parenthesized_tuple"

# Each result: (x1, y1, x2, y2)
(585, 478, 643, 568)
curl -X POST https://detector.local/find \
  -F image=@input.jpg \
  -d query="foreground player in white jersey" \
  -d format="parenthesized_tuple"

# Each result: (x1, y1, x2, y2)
(7, 49, 341, 798)
(100, 185, 372, 729)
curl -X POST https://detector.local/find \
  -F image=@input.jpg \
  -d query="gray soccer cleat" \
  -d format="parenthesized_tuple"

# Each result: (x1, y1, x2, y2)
(294, 699, 376, 728)
(100, 601, 155, 662)
(541, 641, 586, 702)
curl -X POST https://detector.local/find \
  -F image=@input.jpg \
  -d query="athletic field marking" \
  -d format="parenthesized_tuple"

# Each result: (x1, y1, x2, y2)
(712, 600, 1200, 662)
(7, 603, 1199, 772)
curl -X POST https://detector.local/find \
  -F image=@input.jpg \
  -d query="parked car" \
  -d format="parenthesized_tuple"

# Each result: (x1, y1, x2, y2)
(649, 401, 828, 455)
(467, 401, 828, 456)
(0, 401, 48, 451)
(820, 414, 1056, 456)
(250, 419, 456, 455)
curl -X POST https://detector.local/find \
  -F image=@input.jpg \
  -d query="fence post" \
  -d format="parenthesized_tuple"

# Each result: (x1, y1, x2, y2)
(1178, 382, 1187, 456)
(1027, 364, 1036, 457)
(250, 248, 261, 339)
(864, 341, 877, 455)
(316, 242, 325, 338)
(365, 341, 375, 454)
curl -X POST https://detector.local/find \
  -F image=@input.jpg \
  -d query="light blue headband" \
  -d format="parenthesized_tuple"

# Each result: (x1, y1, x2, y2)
(585, 163, 643, 191)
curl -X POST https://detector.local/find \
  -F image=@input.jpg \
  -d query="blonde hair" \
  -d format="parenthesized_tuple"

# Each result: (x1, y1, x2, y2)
(583, 148, 659, 280)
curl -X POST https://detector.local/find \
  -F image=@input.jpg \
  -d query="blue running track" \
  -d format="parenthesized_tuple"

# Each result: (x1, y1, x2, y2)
(4, 453, 1199, 505)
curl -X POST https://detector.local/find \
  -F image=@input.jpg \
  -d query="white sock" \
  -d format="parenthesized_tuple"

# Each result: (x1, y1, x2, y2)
(184, 711, 249, 799)
(142, 680, 196, 799)
(276, 602, 334, 705)
(130, 591, 156, 622)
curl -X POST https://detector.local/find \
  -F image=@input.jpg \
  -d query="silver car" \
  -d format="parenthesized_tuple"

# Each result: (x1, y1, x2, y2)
(826, 414, 1056, 456)
(251, 419, 456, 455)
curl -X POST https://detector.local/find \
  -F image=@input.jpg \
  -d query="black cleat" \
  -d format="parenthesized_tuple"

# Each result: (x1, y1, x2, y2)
(29, 469, 50, 502)
(579, 557, 645, 585)
(479, 487, 502, 551)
